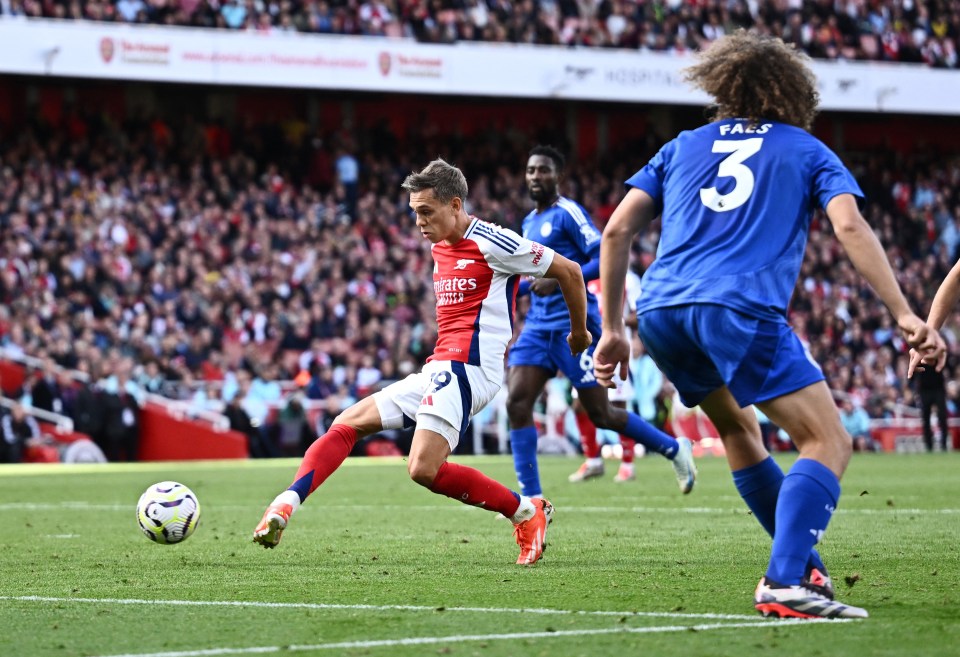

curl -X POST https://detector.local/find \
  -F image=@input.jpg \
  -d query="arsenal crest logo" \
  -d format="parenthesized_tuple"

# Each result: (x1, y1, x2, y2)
(100, 37, 115, 64)
(378, 52, 391, 77)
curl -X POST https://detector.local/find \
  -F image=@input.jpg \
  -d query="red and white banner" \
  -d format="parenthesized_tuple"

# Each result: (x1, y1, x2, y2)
(1, 18, 959, 115)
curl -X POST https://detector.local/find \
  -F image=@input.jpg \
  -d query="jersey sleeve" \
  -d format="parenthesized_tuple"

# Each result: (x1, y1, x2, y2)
(558, 199, 601, 260)
(478, 225, 556, 277)
(625, 140, 674, 216)
(810, 141, 864, 209)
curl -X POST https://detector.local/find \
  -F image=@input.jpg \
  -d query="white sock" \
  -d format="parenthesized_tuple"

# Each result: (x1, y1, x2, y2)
(587, 457, 604, 468)
(273, 489, 302, 514)
(510, 496, 537, 524)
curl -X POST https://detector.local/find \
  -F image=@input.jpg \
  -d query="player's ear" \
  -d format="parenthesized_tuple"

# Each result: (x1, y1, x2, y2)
(450, 196, 462, 213)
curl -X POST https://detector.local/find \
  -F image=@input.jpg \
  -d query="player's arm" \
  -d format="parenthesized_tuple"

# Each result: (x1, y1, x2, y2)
(594, 188, 657, 386)
(925, 257, 960, 331)
(600, 189, 655, 332)
(826, 193, 945, 369)
(908, 257, 960, 376)
(544, 254, 592, 354)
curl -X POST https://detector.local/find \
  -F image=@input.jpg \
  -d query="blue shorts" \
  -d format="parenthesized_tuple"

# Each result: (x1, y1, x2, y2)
(637, 304, 824, 408)
(508, 319, 603, 389)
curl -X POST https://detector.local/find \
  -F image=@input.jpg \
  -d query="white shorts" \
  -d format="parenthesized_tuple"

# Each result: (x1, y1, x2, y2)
(373, 360, 501, 451)
(571, 370, 634, 403)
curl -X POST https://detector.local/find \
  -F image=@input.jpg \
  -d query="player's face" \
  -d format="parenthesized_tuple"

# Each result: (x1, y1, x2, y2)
(409, 189, 460, 243)
(525, 154, 559, 203)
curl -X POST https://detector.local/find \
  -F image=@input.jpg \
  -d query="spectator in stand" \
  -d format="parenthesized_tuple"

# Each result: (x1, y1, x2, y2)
(1, 403, 41, 463)
(838, 398, 877, 452)
(9, 1, 960, 68)
(99, 359, 143, 461)
(30, 356, 67, 416)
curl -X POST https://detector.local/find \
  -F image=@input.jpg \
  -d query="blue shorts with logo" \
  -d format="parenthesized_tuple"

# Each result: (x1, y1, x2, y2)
(508, 317, 603, 389)
(636, 304, 824, 408)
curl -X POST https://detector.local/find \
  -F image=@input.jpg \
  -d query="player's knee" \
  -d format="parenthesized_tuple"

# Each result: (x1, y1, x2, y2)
(584, 403, 613, 429)
(505, 394, 534, 425)
(407, 457, 439, 488)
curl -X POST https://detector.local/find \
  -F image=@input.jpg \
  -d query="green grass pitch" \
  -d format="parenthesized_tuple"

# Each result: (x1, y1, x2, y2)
(1, 453, 958, 657)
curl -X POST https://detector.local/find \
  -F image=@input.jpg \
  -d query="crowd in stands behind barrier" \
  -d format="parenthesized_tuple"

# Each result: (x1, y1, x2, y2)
(1, 106, 960, 457)
(0, 1, 958, 68)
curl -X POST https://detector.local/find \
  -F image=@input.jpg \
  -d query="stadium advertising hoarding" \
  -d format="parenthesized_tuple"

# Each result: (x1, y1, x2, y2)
(1, 18, 959, 115)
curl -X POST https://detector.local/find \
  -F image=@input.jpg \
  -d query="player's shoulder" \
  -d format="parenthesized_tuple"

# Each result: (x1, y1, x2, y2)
(554, 196, 592, 226)
(464, 217, 523, 255)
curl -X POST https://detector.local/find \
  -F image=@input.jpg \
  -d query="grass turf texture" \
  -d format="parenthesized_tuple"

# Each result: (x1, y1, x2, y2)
(1, 454, 958, 657)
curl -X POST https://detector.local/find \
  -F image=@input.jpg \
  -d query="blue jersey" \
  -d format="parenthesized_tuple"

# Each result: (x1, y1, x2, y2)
(627, 119, 862, 320)
(521, 196, 601, 330)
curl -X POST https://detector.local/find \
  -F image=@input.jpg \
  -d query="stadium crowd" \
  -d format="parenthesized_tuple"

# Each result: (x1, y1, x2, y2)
(1, 0, 959, 68)
(1, 106, 959, 460)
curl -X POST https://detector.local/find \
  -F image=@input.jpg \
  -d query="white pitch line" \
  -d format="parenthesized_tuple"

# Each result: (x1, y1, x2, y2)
(1, 595, 761, 621)
(2, 502, 957, 515)
(95, 618, 857, 657)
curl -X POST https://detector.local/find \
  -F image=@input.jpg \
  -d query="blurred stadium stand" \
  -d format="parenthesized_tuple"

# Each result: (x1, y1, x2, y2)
(1, 13, 960, 460)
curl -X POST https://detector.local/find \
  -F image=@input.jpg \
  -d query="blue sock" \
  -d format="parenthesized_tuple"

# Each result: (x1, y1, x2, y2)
(732, 456, 783, 537)
(732, 456, 827, 575)
(510, 426, 542, 497)
(623, 412, 679, 458)
(766, 458, 840, 585)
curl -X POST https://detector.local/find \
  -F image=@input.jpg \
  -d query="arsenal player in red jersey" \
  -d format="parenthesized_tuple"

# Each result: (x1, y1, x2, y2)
(254, 158, 592, 565)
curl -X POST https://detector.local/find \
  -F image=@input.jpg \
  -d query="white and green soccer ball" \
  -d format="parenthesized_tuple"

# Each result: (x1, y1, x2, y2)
(136, 481, 201, 544)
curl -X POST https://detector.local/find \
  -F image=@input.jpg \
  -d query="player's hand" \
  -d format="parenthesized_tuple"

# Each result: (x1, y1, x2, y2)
(907, 347, 945, 377)
(907, 348, 924, 378)
(567, 330, 593, 355)
(899, 314, 946, 372)
(593, 332, 630, 389)
(530, 278, 560, 296)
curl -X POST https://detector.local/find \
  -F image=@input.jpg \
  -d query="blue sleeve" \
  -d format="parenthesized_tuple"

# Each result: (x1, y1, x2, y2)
(811, 142, 863, 210)
(580, 257, 600, 282)
(625, 141, 672, 216)
(517, 278, 531, 296)
(560, 200, 601, 262)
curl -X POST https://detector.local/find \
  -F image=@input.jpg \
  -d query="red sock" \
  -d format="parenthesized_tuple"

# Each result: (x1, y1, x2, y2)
(620, 436, 635, 464)
(288, 425, 358, 502)
(576, 411, 600, 459)
(429, 462, 521, 518)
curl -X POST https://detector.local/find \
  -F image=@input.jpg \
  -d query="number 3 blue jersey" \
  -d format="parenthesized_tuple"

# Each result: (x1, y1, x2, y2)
(627, 119, 862, 320)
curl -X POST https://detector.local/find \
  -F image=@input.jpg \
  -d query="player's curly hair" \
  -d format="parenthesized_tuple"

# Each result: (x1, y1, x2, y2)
(402, 158, 468, 203)
(684, 30, 819, 131)
(529, 145, 566, 172)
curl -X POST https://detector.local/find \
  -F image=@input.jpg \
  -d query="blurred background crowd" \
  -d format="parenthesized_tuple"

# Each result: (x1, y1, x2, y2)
(1, 101, 959, 461)
(1, 0, 959, 68)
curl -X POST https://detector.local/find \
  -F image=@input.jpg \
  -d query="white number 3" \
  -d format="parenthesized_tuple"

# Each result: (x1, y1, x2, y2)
(699, 138, 763, 212)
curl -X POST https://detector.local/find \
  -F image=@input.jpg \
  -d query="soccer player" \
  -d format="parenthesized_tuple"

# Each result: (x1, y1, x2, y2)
(593, 31, 945, 619)
(506, 145, 696, 498)
(253, 158, 593, 565)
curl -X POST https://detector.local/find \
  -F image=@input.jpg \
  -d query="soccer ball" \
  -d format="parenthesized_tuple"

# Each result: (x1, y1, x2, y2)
(136, 481, 201, 544)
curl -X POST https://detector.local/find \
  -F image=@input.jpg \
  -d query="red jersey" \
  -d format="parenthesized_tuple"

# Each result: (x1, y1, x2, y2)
(430, 217, 555, 383)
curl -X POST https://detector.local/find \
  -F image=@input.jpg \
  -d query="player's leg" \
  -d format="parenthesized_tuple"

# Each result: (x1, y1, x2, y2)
(576, 385, 695, 493)
(505, 364, 555, 497)
(610, 400, 637, 482)
(610, 377, 638, 482)
(418, 362, 553, 564)
(253, 396, 383, 547)
(754, 381, 865, 617)
(697, 385, 830, 594)
(568, 394, 604, 481)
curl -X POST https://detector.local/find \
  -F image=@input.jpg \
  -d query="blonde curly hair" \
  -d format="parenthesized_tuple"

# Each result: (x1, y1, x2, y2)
(684, 30, 820, 131)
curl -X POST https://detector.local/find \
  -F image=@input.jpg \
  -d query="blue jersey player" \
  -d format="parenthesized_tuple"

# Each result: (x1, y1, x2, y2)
(506, 145, 696, 499)
(594, 32, 945, 620)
